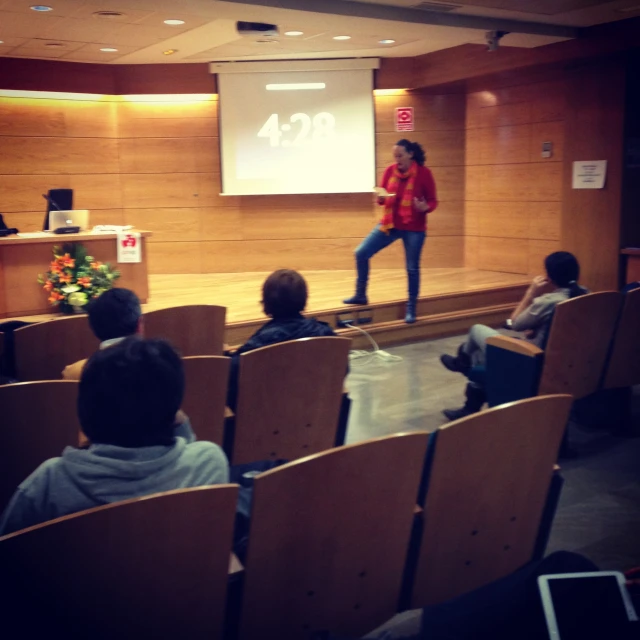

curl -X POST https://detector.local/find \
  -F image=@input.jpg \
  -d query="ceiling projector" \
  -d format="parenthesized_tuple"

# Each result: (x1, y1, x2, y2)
(236, 21, 279, 37)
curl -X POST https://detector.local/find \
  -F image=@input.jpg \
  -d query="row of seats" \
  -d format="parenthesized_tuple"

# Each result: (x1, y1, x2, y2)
(0, 394, 572, 640)
(0, 337, 351, 511)
(2, 304, 228, 382)
(482, 288, 640, 423)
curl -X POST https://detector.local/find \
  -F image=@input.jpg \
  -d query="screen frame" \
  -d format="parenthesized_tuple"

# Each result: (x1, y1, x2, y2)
(538, 571, 638, 640)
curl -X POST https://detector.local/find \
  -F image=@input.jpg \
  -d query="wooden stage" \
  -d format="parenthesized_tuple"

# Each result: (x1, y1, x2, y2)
(15, 268, 529, 349)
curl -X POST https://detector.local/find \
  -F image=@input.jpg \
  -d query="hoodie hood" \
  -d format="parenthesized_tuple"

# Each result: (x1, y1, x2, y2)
(58, 439, 190, 504)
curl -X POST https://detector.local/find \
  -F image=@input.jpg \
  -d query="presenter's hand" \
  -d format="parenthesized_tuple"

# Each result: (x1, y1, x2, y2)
(413, 197, 429, 213)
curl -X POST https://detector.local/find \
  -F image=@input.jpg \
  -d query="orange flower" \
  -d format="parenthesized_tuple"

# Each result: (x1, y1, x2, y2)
(50, 262, 62, 274)
(77, 277, 92, 288)
(58, 253, 75, 268)
(59, 273, 73, 284)
(90, 261, 102, 270)
(48, 291, 64, 304)
(43, 281, 54, 292)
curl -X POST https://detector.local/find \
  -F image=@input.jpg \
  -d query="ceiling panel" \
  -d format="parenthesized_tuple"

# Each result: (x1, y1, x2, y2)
(451, 0, 611, 16)
(2, 0, 87, 18)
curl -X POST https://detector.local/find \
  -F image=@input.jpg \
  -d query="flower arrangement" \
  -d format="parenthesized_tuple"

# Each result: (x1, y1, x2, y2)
(38, 243, 120, 313)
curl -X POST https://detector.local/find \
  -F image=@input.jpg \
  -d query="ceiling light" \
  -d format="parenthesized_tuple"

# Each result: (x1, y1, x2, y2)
(0, 41, 4, 45)
(284, 30, 303, 36)
(379, 39, 396, 44)
(256, 39, 278, 44)
(333, 35, 351, 40)
(100, 47, 118, 52)
(163, 49, 178, 55)
(30, 5, 53, 11)
(164, 19, 185, 25)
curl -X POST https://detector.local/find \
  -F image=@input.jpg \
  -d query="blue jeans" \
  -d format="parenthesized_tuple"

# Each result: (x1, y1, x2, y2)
(355, 226, 426, 300)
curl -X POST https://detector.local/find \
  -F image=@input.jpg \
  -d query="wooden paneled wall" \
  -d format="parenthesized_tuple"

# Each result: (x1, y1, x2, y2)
(0, 89, 465, 274)
(464, 78, 565, 276)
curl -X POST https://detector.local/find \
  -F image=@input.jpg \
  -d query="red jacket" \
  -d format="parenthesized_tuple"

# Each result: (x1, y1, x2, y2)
(380, 164, 438, 232)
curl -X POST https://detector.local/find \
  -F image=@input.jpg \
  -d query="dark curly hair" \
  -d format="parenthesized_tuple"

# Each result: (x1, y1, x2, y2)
(396, 139, 426, 166)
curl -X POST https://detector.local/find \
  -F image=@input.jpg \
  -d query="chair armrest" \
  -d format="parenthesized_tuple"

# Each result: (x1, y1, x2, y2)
(485, 335, 543, 357)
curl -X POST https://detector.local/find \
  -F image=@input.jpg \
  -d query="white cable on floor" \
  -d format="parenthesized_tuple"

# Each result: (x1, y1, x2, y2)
(345, 322, 403, 364)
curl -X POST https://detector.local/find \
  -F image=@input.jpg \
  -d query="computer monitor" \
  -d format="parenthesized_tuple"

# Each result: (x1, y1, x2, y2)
(43, 189, 73, 231)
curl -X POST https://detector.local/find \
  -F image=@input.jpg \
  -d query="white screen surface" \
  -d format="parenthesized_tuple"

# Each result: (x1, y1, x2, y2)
(218, 69, 375, 195)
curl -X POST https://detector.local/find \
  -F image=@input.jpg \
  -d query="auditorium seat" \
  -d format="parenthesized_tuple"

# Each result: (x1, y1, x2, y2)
(0, 381, 80, 511)
(182, 355, 230, 445)
(143, 304, 226, 356)
(410, 394, 572, 607)
(237, 432, 429, 639)
(483, 291, 622, 407)
(13, 316, 99, 382)
(0, 485, 238, 640)
(229, 336, 352, 464)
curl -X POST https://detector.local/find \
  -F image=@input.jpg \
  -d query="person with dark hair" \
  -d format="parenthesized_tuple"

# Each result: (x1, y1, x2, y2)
(343, 139, 438, 324)
(439, 251, 586, 421)
(62, 287, 142, 380)
(226, 269, 337, 409)
(0, 338, 229, 535)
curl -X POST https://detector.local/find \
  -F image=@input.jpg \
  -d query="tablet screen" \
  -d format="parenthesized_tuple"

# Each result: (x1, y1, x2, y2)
(547, 575, 631, 639)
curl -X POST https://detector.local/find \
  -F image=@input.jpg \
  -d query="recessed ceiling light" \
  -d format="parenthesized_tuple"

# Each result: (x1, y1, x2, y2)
(284, 30, 303, 36)
(333, 35, 351, 40)
(30, 5, 53, 11)
(0, 41, 4, 45)
(163, 19, 185, 25)
(100, 47, 118, 52)
(379, 39, 396, 44)
(163, 49, 178, 55)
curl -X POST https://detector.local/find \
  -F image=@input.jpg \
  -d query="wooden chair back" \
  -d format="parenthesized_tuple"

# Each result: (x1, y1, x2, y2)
(14, 316, 99, 381)
(0, 381, 80, 511)
(603, 287, 640, 389)
(538, 292, 621, 399)
(143, 305, 226, 356)
(182, 356, 230, 445)
(232, 337, 351, 464)
(238, 432, 429, 640)
(0, 485, 238, 639)
(411, 394, 572, 608)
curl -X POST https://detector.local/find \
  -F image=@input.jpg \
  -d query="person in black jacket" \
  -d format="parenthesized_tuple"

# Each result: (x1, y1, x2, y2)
(226, 269, 337, 409)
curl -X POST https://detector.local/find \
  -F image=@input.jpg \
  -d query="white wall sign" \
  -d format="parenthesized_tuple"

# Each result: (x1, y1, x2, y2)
(572, 160, 607, 189)
(117, 231, 142, 263)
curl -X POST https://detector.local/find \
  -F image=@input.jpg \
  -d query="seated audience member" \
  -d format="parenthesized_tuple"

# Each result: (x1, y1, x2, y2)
(0, 338, 229, 536)
(62, 287, 142, 380)
(439, 251, 586, 420)
(226, 269, 338, 409)
(318, 551, 633, 640)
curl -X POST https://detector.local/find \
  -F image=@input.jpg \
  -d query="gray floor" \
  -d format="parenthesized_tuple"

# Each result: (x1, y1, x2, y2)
(345, 334, 640, 571)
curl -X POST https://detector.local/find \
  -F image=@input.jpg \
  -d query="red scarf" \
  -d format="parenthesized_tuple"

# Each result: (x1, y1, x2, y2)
(379, 162, 418, 234)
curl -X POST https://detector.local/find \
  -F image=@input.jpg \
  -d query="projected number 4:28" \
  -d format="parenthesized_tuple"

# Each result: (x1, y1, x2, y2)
(257, 112, 336, 148)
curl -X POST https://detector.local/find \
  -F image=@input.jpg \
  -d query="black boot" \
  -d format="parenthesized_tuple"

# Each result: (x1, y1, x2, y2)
(343, 281, 368, 305)
(404, 298, 417, 324)
(440, 344, 472, 375)
(443, 384, 485, 421)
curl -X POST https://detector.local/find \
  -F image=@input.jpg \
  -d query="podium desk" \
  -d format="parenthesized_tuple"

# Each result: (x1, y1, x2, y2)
(0, 230, 151, 319)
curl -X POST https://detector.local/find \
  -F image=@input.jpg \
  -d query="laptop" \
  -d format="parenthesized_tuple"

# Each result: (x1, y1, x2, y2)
(48, 210, 90, 232)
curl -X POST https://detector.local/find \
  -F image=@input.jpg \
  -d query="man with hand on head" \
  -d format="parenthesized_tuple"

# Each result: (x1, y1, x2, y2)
(62, 287, 142, 380)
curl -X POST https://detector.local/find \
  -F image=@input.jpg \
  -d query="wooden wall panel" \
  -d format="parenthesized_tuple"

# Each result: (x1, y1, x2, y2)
(0, 137, 119, 175)
(561, 60, 626, 291)
(465, 75, 567, 275)
(0, 90, 465, 275)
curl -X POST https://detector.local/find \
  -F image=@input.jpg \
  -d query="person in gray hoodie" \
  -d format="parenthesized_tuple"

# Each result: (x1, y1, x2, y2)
(0, 337, 229, 536)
